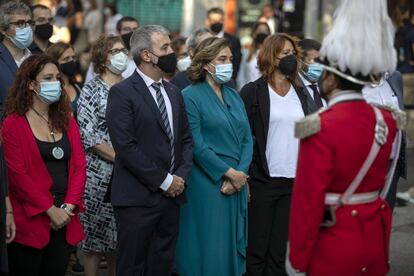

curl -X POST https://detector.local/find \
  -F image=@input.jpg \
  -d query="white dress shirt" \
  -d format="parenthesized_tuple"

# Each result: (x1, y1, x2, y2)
(14, 48, 31, 68)
(362, 74, 399, 109)
(136, 67, 174, 191)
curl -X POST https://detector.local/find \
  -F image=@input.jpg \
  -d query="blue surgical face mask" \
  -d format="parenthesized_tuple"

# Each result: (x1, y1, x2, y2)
(107, 52, 129, 75)
(9, 26, 33, 49)
(36, 81, 62, 104)
(209, 63, 233, 84)
(304, 63, 324, 82)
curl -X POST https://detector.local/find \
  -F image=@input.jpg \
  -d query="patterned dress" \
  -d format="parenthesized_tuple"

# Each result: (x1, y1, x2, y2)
(77, 77, 117, 252)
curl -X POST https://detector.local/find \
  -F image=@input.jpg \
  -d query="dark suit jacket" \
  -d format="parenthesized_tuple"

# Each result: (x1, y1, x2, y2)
(298, 73, 322, 111)
(224, 32, 242, 80)
(0, 43, 18, 112)
(387, 70, 407, 179)
(106, 71, 193, 207)
(170, 70, 237, 92)
(240, 77, 317, 182)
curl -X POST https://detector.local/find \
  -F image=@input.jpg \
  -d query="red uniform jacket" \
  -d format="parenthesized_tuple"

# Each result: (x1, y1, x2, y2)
(2, 114, 86, 249)
(288, 99, 397, 276)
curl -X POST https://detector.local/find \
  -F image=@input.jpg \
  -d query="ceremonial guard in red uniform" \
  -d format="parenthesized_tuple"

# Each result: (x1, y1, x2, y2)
(286, 0, 406, 275)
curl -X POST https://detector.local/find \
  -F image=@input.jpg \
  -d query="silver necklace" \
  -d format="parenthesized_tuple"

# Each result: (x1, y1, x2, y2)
(31, 108, 64, 160)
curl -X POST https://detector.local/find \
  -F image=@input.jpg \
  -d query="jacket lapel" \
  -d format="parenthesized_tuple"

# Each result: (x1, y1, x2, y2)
(131, 71, 169, 137)
(256, 78, 270, 140)
(294, 84, 312, 115)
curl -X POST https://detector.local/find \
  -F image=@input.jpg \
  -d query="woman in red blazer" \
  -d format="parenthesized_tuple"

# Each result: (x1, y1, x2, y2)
(1, 54, 86, 276)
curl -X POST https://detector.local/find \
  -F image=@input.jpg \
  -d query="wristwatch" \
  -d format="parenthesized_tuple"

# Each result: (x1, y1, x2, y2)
(60, 203, 74, 213)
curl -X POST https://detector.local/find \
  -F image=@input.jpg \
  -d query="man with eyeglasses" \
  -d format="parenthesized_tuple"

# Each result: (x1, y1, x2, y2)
(29, 4, 54, 54)
(0, 1, 33, 112)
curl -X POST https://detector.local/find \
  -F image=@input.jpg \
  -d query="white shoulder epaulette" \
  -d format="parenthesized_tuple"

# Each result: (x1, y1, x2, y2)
(372, 104, 406, 130)
(294, 108, 326, 139)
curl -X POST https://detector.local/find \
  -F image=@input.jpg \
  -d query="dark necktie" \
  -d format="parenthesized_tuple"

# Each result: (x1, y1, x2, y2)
(309, 84, 324, 108)
(151, 82, 175, 172)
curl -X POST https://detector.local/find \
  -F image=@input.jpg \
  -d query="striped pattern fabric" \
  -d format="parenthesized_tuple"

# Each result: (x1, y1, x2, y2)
(151, 82, 175, 172)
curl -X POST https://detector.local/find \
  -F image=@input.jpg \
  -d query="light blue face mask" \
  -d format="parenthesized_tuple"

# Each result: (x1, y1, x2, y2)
(9, 26, 33, 49)
(209, 63, 233, 84)
(107, 52, 129, 75)
(304, 63, 324, 82)
(36, 81, 62, 104)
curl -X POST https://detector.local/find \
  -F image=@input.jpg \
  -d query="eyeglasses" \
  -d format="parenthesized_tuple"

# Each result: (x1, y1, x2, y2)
(35, 17, 55, 25)
(8, 20, 35, 28)
(109, 48, 129, 55)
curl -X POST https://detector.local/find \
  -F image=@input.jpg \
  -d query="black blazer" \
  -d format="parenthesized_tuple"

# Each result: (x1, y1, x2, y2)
(240, 77, 317, 182)
(0, 43, 18, 112)
(106, 71, 193, 207)
(224, 32, 242, 80)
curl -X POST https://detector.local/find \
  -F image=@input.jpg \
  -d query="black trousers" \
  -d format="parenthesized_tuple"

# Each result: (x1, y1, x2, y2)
(114, 197, 180, 276)
(246, 177, 293, 276)
(6, 228, 73, 276)
(385, 171, 400, 209)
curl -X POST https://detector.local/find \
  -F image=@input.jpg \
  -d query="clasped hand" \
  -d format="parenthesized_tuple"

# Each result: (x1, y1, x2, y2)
(221, 168, 248, 195)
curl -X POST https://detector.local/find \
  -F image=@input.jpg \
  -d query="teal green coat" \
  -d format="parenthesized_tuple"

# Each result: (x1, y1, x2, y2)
(175, 81, 253, 276)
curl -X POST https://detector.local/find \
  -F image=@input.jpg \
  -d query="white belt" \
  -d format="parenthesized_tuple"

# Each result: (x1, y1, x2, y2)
(325, 191, 379, 205)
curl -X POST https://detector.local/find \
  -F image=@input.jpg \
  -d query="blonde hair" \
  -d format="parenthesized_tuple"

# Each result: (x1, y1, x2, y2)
(187, 37, 230, 82)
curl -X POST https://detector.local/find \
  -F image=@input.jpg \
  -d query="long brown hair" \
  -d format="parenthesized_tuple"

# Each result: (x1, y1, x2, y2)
(3, 54, 71, 132)
(257, 33, 302, 88)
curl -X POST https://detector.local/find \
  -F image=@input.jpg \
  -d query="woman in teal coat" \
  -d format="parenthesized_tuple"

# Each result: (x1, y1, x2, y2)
(175, 37, 253, 276)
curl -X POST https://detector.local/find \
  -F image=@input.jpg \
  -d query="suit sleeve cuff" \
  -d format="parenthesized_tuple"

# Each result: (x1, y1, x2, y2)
(159, 173, 173, 191)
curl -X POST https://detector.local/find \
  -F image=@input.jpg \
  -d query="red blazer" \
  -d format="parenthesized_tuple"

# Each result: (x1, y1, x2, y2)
(288, 100, 397, 276)
(2, 114, 86, 249)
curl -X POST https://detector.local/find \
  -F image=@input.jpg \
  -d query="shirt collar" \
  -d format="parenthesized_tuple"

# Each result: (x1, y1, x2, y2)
(299, 73, 312, 86)
(136, 67, 162, 88)
(216, 30, 224, 38)
(328, 90, 365, 107)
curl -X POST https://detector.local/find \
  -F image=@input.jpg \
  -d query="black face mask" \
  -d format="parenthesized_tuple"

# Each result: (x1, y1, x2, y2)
(278, 54, 297, 76)
(60, 60, 77, 77)
(152, 52, 177, 74)
(35, 23, 53, 40)
(254, 33, 269, 44)
(121, 32, 133, 50)
(210, 22, 223, 34)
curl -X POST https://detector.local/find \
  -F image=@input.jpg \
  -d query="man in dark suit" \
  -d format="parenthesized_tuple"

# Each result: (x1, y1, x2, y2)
(0, 1, 33, 112)
(28, 4, 54, 54)
(106, 25, 193, 276)
(298, 38, 326, 110)
(205, 7, 242, 80)
(170, 27, 236, 91)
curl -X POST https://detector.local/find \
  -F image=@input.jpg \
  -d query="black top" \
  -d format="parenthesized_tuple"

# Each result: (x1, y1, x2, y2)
(36, 131, 71, 207)
(70, 82, 82, 119)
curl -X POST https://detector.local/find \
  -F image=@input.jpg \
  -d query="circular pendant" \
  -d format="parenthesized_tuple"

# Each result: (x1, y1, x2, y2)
(52, 146, 64, 160)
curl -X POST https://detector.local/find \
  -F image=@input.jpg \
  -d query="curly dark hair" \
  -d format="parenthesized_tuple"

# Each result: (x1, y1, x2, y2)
(91, 35, 123, 76)
(3, 54, 71, 132)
